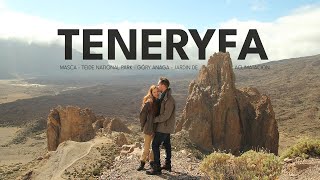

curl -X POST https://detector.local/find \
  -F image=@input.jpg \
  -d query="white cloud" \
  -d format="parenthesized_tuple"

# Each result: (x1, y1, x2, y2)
(219, 4, 320, 65)
(0, 1, 319, 66)
(0, 7, 69, 44)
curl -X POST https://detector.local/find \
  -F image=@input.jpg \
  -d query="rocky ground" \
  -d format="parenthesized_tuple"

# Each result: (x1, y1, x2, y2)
(0, 54, 319, 179)
(101, 149, 207, 180)
(1, 127, 320, 180)
(102, 152, 320, 180)
(280, 158, 320, 180)
(0, 132, 47, 179)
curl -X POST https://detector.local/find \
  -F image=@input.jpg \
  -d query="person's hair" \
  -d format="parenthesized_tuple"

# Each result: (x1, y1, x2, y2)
(142, 85, 159, 116)
(159, 77, 170, 88)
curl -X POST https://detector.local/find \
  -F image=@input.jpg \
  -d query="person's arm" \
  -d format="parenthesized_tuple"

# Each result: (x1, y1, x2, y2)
(139, 102, 148, 131)
(154, 99, 174, 123)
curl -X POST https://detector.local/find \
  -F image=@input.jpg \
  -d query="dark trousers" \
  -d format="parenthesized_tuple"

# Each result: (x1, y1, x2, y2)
(152, 132, 172, 167)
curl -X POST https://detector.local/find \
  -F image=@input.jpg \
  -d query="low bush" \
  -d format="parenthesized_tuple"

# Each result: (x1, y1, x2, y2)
(281, 138, 320, 160)
(200, 150, 282, 179)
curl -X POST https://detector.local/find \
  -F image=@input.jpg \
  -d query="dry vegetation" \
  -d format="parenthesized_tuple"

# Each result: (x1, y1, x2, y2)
(199, 138, 320, 180)
(281, 138, 320, 160)
(200, 150, 282, 179)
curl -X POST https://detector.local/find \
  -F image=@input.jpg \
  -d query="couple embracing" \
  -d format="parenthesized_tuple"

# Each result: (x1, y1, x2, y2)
(138, 77, 176, 175)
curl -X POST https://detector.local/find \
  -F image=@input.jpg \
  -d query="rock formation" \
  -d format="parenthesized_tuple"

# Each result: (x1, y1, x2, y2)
(104, 118, 132, 134)
(120, 142, 142, 157)
(93, 116, 131, 134)
(176, 52, 279, 154)
(47, 106, 96, 151)
(113, 132, 128, 147)
(93, 115, 110, 133)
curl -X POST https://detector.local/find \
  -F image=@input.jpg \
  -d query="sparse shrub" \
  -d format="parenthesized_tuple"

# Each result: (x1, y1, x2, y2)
(64, 170, 70, 175)
(200, 150, 282, 180)
(199, 151, 234, 179)
(92, 168, 101, 176)
(281, 138, 320, 160)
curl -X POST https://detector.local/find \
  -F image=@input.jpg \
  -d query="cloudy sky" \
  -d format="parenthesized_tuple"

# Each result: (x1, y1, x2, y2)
(0, 0, 319, 65)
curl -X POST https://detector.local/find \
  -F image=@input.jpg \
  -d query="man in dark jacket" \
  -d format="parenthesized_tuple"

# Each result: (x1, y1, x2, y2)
(146, 77, 176, 175)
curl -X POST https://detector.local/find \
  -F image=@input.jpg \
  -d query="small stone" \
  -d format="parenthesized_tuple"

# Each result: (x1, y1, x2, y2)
(284, 158, 293, 163)
(134, 142, 142, 149)
(127, 155, 133, 160)
(44, 152, 52, 159)
(113, 133, 128, 147)
(128, 147, 135, 153)
(13, 166, 20, 171)
(120, 150, 128, 156)
(180, 149, 187, 155)
(121, 145, 131, 151)
(289, 173, 298, 177)
(100, 175, 107, 180)
(115, 156, 121, 161)
(294, 163, 310, 171)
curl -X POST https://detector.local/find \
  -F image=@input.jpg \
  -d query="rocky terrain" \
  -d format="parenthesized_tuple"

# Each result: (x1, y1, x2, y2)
(102, 148, 206, 180)
(177, 52, 278, 154)
(280, 157, 320, 180)
(0, 53, 319, 179)
(0, 55, 318, 152)
(47, 105, 133, 151)
(0, 105, 207, 180)
(234, 54, 320, 152)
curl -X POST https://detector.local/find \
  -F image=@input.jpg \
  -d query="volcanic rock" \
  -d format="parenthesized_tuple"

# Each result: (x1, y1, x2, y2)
(47, 106, 95, 151)
(104, 118, 131, 134)
(176, 52, 279, 154)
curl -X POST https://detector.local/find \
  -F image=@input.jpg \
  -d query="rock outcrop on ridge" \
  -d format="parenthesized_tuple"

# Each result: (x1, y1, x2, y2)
(47, 106, 96, 151)
(176, 52, 279, 154)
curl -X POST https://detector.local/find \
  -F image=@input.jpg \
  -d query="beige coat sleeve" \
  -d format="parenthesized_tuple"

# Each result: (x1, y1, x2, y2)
(139, 103, 148, 130)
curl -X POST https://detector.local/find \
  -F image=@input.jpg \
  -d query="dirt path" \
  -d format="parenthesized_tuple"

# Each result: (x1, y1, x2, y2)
(32, 137, 110, 180)
(33, 141, 94, 180)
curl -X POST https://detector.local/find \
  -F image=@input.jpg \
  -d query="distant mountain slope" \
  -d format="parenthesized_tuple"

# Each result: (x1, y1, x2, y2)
(0, 54, 319, 152)
(0, 39, 108, 79)
(0, 73, 192, 127)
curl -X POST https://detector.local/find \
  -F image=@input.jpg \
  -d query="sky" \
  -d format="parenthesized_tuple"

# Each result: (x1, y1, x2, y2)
(0, 0, 320, 65)
(2, 0, 318, 27)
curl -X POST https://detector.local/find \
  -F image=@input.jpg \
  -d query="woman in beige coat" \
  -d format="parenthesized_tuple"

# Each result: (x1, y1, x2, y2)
(137, 85, 160, 171)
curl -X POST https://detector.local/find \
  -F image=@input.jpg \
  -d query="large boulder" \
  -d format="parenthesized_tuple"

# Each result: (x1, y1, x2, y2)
(93, 115, 108, 133)
(104, 117, 132, 134)
(47, 106, 96, 151)
(113, 132, 128, 147)
(177, 52, 279, 155)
